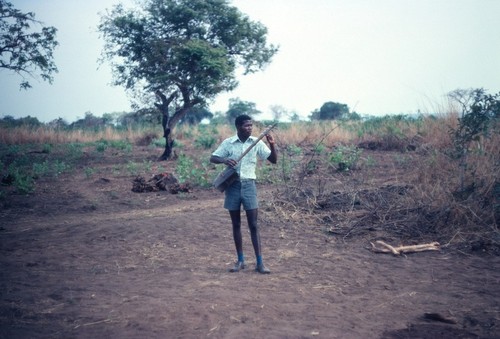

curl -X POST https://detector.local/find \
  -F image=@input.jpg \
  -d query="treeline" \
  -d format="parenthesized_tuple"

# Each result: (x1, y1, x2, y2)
(0, 98, 394, 132)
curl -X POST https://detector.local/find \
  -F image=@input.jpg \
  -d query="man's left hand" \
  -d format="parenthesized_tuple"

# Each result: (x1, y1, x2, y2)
(266, 133, 275, 145)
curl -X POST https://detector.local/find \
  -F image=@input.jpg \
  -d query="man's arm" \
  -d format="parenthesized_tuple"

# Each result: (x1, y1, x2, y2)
(266, 134, 277, 164)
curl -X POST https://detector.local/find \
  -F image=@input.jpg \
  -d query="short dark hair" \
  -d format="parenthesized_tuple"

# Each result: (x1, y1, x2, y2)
(235, 114, 252, 127)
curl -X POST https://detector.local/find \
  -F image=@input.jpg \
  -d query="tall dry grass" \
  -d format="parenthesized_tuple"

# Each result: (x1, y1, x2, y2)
(1, 112, 497, 249)
(273, 121, 354, 147)
(0, 114, 453, 149)
(0, 126, 156, 145)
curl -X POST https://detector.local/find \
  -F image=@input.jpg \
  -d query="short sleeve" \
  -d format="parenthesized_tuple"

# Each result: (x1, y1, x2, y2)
(212, 139, 230, 158)
(256, 140, 271, 160)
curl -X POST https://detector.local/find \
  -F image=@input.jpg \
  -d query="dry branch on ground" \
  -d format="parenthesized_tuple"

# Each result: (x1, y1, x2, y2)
(370, 240, 440, 255)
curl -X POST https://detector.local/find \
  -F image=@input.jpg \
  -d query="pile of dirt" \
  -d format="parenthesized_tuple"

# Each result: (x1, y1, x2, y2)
(131, 172, 192, 194)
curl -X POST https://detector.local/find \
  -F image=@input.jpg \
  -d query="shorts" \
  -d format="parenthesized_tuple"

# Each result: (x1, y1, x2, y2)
(224, 179, 258, 211)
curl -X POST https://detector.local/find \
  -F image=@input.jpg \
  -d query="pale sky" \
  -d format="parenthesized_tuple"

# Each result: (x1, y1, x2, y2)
(1, 0, 499, 123)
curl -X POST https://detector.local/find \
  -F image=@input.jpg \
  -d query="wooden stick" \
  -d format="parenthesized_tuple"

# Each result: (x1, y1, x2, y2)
(375, 240, 400, 255)
(371, 241, 440, 255)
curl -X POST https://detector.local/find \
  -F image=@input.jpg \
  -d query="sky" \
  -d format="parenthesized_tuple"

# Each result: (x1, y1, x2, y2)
(1, 0, 499, 123)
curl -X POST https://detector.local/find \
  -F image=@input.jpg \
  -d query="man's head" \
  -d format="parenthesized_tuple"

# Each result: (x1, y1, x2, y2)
(235, 115, 253, 140)
(235, 114, 252, 127)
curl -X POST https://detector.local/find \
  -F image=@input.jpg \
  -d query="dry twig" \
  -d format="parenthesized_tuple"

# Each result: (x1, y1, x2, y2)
(371, 240, 440, 255)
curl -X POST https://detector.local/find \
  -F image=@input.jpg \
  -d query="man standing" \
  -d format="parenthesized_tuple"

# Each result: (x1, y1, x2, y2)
(210, 115, 277, 274)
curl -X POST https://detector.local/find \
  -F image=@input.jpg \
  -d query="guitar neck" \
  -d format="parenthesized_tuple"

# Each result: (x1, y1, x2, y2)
(235, 124, 276, 163)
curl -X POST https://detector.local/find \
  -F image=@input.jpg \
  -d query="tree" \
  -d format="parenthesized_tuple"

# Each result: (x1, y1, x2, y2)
(70, 112, 109, 130)
(269, 104, 299, 122)
(99, 0, 277, 160)
(310, 101, 350, 120)
(269, 104, 286, 121)
(0, 0, 58, 89)
(225, 98, 261, 123)
(448, 88, 500, 191)
(0, 114, 41, 128)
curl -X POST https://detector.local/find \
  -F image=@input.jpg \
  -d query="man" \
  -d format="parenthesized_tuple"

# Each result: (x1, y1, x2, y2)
(210, 115, 277, 274)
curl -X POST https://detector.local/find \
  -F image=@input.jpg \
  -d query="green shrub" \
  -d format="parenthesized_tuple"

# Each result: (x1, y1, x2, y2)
(32, 161, 51, 178)
(65, 143, 84, 159)
(95, 140, 108, 153)
(287, 144, 302, 156)
(42, 143, 52, 153)
(195, 134, 217, 149)
(109, 139, 132, 152)
(176, 153, 211, 187)
(329, 145, 362, 171)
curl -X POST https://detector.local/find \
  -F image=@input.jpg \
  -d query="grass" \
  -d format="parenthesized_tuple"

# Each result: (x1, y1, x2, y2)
(0, 113, 498, 250)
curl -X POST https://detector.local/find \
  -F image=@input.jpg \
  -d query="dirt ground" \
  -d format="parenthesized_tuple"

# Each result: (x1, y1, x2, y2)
(0, 147, 499, 339)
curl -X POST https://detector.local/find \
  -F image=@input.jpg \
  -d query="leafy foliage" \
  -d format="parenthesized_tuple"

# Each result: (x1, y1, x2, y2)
(194, 124, 218, 149)
(448, 88, 500, 192)
(175, 153, 211, 187)
(225, 98, 261, 123)
(70, 112, 113, 131)
(310, 101, 350, 120)
(0, 115, 42, 128)
(99, 0, 277, 159)
(329, 145, 362, 171)
(449, 88, 500, 154)
(0, 0, 58, 89)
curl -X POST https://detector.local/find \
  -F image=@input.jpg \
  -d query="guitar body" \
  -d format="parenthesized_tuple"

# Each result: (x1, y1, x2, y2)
(213, 166, 239, 192)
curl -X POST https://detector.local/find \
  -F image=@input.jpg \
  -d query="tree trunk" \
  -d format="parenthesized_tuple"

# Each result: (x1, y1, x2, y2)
(159, 127, 174, 161)
(155, 90, 178, 161)
(155, 88, 202, 161)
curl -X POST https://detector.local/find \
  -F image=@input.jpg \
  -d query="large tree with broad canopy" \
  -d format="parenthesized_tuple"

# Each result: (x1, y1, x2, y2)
(99, 0, 278, 160)
(0, 0, 58, 89)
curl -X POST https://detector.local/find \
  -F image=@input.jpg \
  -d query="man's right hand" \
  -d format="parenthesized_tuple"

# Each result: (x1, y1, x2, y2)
(225, 158, 237, 167)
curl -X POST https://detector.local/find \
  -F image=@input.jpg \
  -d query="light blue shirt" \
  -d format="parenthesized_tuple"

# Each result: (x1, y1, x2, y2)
(212, 135, 271, 180)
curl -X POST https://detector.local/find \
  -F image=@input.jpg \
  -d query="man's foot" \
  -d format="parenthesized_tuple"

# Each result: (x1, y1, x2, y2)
(229, 261, 246, 272)
(255, 264, 271, 274)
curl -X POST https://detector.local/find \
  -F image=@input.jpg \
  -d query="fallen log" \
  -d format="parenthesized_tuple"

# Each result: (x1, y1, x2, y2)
(371, 240, 440, 255)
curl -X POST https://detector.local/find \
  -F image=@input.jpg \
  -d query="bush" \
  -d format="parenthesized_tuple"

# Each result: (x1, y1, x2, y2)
(329, 145, 362, 171)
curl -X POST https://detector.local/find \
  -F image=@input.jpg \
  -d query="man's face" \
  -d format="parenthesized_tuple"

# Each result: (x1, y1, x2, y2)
(237, 120, 253, 139)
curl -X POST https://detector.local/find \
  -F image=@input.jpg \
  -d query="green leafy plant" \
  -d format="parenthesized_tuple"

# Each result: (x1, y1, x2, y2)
(143, 160, 153, 172)
(66, 143, 84, 160)
(7, 166, 35, 194)
(313, 143, 326, 154)
(329, 145, 363, 171)
(448, 88, 500, 191)
(151, 138, 165, 148)
(51, 160, 69, 177)
(176, 154, 211, 187)
(195, 134, 217, 149)
(14, 172, 35, 194)
(32, 161, 51, 178)
(109, 139, 132, 152)
(42, 143, 52, 153)
(126, 161, 139, 175)
(287, 144, 302, 156)
(194, 125, 218, 149)
(95, 140, 108, 153)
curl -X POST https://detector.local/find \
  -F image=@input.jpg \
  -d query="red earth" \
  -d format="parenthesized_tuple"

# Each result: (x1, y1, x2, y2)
(1, 146, 498, 338)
